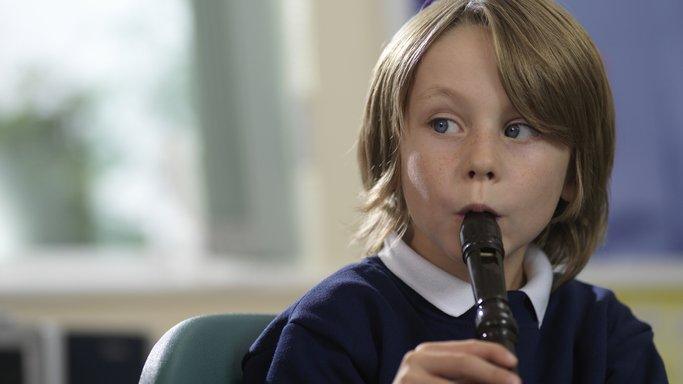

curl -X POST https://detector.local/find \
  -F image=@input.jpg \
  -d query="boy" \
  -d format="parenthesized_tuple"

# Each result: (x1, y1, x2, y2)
(242, 0, 668, 382)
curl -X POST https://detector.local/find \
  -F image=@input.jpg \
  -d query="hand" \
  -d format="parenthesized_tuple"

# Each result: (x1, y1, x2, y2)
(392, 339, 521, 384)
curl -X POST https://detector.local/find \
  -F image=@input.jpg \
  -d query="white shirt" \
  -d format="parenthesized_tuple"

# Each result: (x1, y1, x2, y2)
(378, 233, 553, 328)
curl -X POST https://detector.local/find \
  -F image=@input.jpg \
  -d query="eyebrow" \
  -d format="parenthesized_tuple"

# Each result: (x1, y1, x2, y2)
(417, 86, 470, 103)
(414, 86, 476, 112)
(416, 85, 519, 115)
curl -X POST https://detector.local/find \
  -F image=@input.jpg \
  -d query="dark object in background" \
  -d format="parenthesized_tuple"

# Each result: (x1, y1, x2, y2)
(0, 314, 47, 384)
(68, 333, 147, 384)
(0, 312, 148, 384)
(0, 350, 23, 384)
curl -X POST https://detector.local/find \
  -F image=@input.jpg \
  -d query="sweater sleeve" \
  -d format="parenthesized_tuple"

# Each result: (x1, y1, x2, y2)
(261, 321, 368, 383)
(243, 268, 387, 383)
(605, 294, 668, 383)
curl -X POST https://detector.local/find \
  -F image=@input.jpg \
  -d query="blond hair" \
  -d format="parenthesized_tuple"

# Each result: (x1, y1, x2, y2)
(355, 0, 615, 289)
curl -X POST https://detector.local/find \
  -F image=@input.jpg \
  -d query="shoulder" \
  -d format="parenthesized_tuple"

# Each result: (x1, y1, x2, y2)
(288, 256, 400, 327)
(551, 278, 654, 343)
(242, 256, 400, 374)
(552, 280, 668, 382)
(552, 278, 632, 318)
(253, 256, 399, 344)
(552, 277, 618, 307)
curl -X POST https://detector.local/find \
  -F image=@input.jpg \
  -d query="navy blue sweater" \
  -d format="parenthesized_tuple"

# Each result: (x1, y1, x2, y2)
(242, 256, 668, 383)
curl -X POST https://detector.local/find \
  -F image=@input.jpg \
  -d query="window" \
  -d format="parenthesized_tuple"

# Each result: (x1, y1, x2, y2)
(0, 0, 199, 256)
(0, 0, 320, 264)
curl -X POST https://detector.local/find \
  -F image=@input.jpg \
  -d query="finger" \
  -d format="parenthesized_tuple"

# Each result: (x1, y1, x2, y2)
(413, 351, 521, 384)
(393, 365, 459, 384)
(416, 340, 518, 368)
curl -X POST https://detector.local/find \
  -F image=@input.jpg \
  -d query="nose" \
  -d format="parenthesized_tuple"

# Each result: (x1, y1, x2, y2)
(464, 132, 499, 182)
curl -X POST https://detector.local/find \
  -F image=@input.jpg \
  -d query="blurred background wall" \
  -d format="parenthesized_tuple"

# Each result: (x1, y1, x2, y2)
(0, 0, 680, 382)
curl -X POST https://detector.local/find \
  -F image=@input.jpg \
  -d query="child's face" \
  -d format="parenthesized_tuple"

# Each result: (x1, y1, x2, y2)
(401, 24, 573, 270)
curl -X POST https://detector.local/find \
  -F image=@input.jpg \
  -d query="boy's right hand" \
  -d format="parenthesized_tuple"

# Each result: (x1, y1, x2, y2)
(392, 339, 521, 384)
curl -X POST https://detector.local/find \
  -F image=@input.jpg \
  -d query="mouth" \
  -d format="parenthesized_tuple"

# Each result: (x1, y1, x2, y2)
(456, 203, 501, 218)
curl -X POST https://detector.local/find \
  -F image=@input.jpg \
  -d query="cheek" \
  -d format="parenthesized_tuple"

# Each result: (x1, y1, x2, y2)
(401, 147, 456, 227)
(405, 152, 429, 200)
(401, 148, 447, 222)
(513, 151, 570, 222)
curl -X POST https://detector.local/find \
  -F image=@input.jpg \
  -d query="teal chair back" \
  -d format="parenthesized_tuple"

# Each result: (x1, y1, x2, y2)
(139, 313, 275, 384)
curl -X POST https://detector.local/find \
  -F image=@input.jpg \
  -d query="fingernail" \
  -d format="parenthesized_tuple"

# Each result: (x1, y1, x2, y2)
(508, 376, 521, 384)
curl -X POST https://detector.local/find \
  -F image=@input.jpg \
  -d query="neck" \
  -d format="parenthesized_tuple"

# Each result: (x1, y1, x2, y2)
(506, 254, 526, 290)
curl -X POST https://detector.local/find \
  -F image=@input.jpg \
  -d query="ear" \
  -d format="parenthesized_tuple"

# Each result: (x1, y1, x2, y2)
(560, 154, 576, 202)
(561, 183, 575, 203)
(560, 174, 576, 202)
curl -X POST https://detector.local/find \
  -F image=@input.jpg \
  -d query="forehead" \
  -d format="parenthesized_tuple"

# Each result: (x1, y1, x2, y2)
(409, 23, 513, 113)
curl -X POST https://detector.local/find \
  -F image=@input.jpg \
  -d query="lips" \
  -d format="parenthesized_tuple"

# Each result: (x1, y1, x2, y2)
(457, 203, 501, 217)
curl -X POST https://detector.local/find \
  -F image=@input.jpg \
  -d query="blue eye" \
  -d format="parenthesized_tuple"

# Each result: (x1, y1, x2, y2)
(504, 122, 539, 140)
(430, 118, 458, 134)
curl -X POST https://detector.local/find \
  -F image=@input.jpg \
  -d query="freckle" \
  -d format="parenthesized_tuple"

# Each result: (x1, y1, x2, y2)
(407, 153, 429, 200)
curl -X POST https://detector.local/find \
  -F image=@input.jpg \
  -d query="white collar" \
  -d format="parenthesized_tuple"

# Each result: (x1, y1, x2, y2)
(377, 233, 553, 328)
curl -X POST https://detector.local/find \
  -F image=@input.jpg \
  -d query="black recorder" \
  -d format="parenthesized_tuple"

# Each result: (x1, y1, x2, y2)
(460, 212, 519, 358)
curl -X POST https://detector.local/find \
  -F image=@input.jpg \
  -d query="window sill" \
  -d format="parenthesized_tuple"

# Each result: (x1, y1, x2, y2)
(0, 251, 331, 298)
(0, 251, 681, 297)
(578, 257, 683, 290)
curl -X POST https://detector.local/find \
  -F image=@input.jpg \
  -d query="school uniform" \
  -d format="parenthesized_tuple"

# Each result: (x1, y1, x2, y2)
(242, 234, 668, 383)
